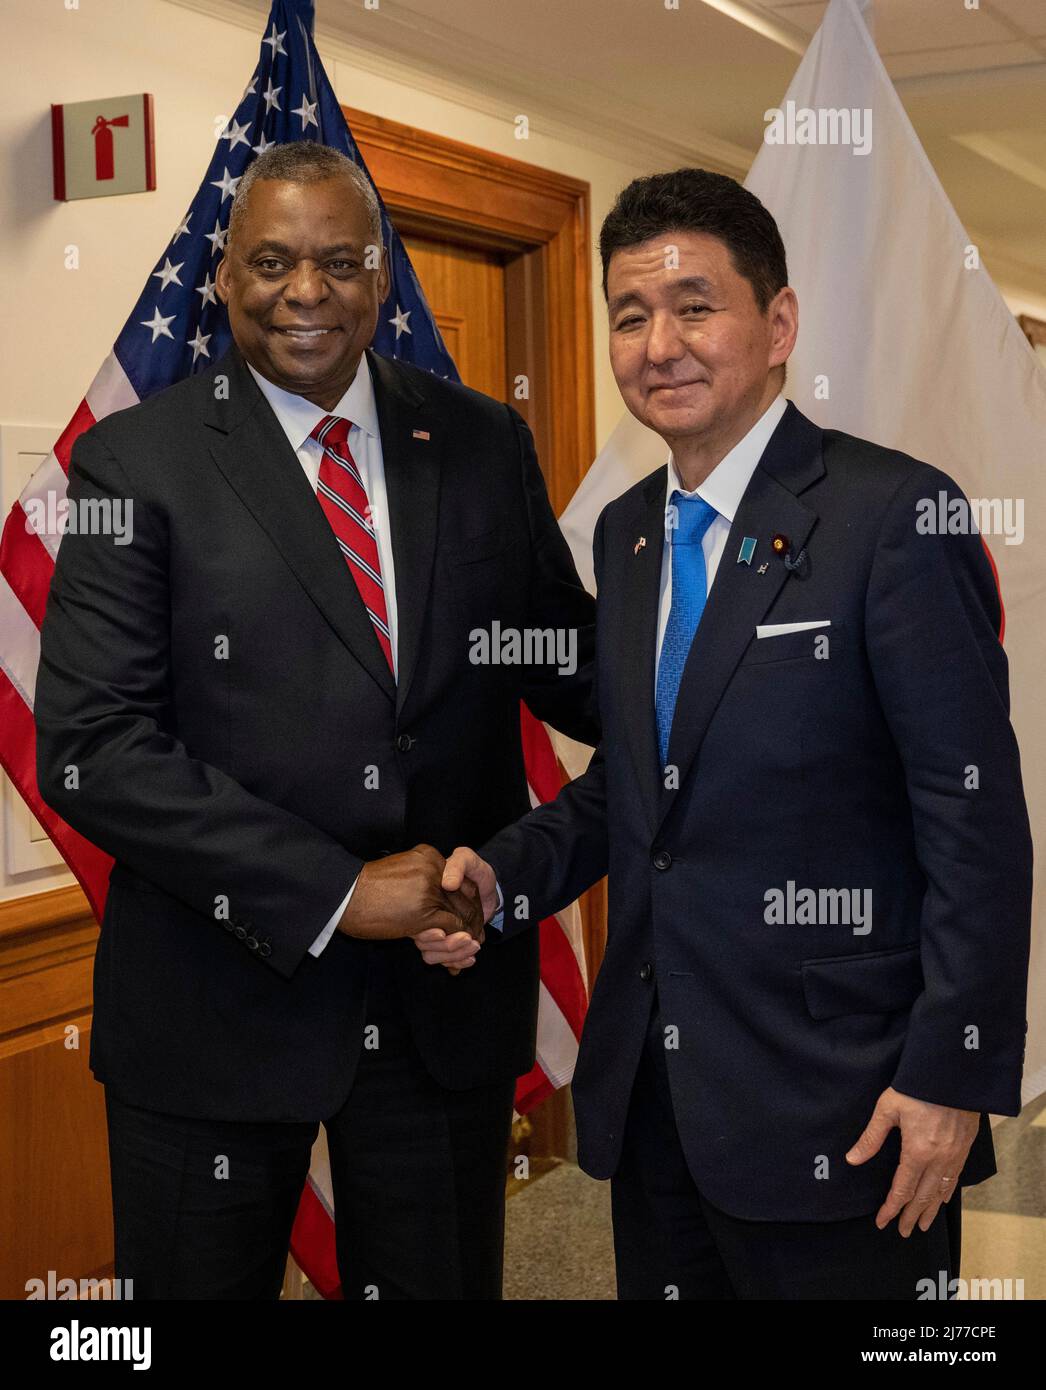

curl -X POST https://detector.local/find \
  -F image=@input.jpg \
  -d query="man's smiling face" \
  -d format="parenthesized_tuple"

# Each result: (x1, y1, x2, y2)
(606, 229, 788, 451)
(216, 174, 389, 410)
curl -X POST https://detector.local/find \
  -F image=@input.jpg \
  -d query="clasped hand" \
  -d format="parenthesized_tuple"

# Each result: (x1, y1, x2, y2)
(415, 846, 499, 973)
(337, 844, 487, 966)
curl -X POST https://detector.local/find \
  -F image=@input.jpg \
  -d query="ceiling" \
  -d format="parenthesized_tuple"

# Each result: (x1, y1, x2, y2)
(764, 0, 1046, 76)
(172, 0, 1046, 297)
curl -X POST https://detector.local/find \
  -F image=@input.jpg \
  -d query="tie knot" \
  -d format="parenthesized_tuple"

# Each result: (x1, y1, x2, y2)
(310, 414, 351, 446)
(667, 490, 717, 546)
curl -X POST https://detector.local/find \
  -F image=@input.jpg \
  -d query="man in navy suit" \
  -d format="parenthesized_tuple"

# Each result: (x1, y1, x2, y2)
(420, 169, 1032, 1299)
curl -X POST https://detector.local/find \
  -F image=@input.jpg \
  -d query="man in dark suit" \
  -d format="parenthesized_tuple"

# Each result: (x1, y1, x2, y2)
(34, 142, 597, 1300)
(427, 168, 1032, 1299)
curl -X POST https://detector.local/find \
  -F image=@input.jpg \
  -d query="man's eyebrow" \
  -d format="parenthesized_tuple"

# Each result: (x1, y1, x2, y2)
(608, 290, 643, 316)
(673, 274, 717, 297)
(245, 240, 365, 258)
(608, 274, 718, 316)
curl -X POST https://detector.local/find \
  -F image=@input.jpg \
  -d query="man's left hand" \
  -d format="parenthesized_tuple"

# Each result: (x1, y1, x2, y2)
(846, 1086, 979, 1236)
(413, 925, 483, 973)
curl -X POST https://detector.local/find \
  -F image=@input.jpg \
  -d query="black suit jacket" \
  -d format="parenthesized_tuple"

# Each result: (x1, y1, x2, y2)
(483, 402, 1032, 1221)
(35, 343, 598, 1121)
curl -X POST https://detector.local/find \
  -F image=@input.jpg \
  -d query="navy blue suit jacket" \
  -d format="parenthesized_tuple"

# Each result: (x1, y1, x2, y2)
(483, 401, 1032, 1222)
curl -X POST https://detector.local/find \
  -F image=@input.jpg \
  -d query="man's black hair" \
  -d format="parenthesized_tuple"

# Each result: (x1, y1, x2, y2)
(600, 168, 788, 312)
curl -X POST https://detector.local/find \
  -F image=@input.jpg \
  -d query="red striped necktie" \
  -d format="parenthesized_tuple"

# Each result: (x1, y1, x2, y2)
(309, 414, 394, 673)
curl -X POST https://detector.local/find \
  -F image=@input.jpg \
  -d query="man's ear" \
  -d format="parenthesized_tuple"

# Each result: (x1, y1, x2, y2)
(376, 248, 390, 305)
(767, 285, 798, 373)
(215, 254, 230, 305)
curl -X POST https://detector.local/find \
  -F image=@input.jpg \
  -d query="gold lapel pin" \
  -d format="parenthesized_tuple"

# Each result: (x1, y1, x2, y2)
(634, 536, 647, 556)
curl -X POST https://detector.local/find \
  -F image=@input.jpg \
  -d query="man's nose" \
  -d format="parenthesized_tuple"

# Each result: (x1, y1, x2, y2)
(285, 263, 329, 305)
(644, 311, 687, 366)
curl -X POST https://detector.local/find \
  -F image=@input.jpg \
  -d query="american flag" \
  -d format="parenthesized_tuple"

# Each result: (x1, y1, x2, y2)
(0, 0, 588, 1299)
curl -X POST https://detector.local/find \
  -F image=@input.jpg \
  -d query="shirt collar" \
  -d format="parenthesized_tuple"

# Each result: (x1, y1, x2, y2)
(246, 352, 380, 452)
(666, 392, 788, 523)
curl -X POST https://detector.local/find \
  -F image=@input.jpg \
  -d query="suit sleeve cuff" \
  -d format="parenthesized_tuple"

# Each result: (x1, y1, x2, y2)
(489, 879, 505, 932)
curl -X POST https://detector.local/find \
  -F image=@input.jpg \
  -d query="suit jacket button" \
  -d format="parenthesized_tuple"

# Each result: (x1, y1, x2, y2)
(652, 850, 672, 870)
(639, 962, 653, 982)
(258, 942, 271, 958)
(234, 926, 247, 940)
(396, 733, 416, 752)
(246, 936, 259, 950)
(224, 920, 235, 933)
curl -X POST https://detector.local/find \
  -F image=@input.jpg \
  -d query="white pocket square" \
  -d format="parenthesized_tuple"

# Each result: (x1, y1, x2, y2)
(755, 620, 831, 639)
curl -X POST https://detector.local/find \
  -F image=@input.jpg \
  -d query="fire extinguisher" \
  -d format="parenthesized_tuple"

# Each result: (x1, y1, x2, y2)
(91, 114, 129, 182)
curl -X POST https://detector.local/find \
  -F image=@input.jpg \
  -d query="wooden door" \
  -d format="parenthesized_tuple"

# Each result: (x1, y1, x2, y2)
(400, 235, 508, 402)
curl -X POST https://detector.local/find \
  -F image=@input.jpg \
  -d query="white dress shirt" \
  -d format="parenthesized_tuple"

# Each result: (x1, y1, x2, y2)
(247, 355, 395, 957)
(655, 392, 787, 686)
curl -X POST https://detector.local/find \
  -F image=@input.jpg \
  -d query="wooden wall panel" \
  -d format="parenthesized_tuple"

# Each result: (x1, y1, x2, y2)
(0, 887, 110, 1299)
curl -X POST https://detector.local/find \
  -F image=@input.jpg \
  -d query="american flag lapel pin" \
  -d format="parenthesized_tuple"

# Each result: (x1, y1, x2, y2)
(412, 428, 431, 441)
(634, 536, 647, 556)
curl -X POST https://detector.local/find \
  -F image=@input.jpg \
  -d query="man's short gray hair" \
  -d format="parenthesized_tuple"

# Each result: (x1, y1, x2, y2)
(228, 141, 382, 248)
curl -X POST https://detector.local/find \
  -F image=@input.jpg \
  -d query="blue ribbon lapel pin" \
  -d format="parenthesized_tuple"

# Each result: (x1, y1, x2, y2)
(737, 536, 758, 566)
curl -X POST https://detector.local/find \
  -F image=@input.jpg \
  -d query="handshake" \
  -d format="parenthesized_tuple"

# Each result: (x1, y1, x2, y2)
(336, 843, 498, 973)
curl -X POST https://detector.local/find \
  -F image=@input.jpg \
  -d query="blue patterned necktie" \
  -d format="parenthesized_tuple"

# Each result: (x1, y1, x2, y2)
(655, 490, 718, 766)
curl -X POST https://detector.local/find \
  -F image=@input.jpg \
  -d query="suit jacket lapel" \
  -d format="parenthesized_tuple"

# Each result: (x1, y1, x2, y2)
(656, 402, 824, 835)
(617, 471, 670, 836)
(203, 344, 396, 703)
(368, 350, 443, 718)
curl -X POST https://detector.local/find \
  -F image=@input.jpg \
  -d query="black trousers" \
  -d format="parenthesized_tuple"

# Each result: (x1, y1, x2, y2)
(104, 951, 515, 1300)
(611, 999, 962, 1300)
